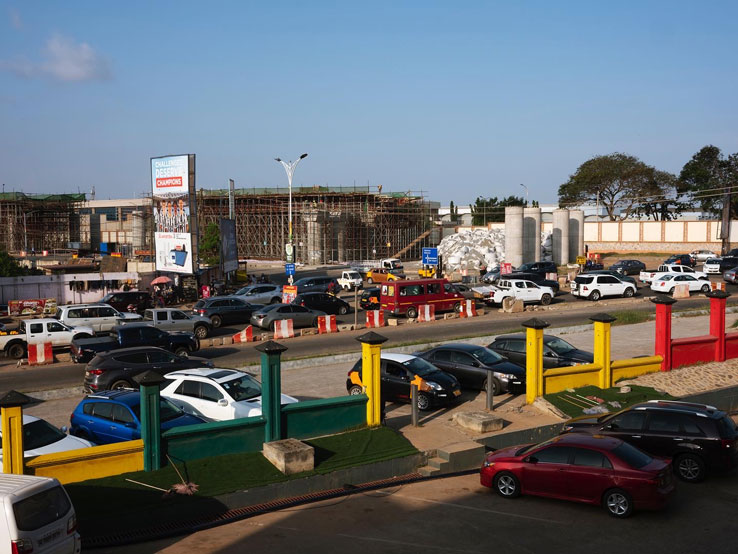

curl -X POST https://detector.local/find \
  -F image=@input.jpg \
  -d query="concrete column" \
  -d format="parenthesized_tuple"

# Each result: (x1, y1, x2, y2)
(504, 206, 524, 268)
(255, 340, 288, 443)
(303, 207, 325, 266)
(552, 208, 570, 265)
(523, 207, 542, 263)
(522, 318, 550, 404)
(569, 210, 584, 261)
(0, 391, 32, 475)
(335, 217, 346, 263)
(707, 290, 730, 362)
(357, 331, 388, 427)
(590, 314, 616, 389)
(652, 296, 676, 371)
(136, 371, 165, 472)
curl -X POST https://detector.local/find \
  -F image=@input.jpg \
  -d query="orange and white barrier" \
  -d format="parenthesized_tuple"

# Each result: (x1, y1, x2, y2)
(366, 310, 385, 328)
(712, 282, 726, 291)
(28, 343, 53, 365)
(317, 315, 338, 334)
(273, 319, 295, 339)
(459, 299, 477, 318)
(417, 304, 435, 322)
(232, 325, 254, 343)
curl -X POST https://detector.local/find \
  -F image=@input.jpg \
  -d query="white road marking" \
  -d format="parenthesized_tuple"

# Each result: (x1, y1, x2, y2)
(336, 533, 485, 553)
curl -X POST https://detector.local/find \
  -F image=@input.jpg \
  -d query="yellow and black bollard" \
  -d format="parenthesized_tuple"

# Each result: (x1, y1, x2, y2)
(0, 391, 33, 475)
(356, 331, 388, 427)
(522, 318, 550, 404)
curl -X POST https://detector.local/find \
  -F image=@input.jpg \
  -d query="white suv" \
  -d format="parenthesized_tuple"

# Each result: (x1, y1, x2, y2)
(160, 368, 298, 421)
(571, 274, 636, 301)
(54, 303, 141, 333)
(486, 279, 555, 306)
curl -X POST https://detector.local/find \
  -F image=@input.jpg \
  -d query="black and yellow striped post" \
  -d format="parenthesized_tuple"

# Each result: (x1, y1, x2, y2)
(0, 390, 33, 475)
(357, 331, 388, 427)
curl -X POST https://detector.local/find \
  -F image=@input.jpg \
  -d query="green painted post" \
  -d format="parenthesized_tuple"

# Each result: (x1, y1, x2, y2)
(255, 340, 288, 443)
(135, 371, 166, 472)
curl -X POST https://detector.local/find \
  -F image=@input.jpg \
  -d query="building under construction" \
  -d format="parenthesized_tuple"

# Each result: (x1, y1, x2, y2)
(197, 186, 440, 264)
(0, 192, 84, 253)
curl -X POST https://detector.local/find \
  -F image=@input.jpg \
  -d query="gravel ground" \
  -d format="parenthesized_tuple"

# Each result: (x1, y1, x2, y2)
(620, 358, 738, 397)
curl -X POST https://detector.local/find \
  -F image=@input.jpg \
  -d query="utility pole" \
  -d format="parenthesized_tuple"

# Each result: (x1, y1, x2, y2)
(721, 189, 731, 255)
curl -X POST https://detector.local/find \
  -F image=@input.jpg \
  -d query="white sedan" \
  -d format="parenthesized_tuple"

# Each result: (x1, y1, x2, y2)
(0, 415, 92, 465)
(650, 274, 712, 295)
(703, 258, 722, 274)
(160, 368, 298, 421)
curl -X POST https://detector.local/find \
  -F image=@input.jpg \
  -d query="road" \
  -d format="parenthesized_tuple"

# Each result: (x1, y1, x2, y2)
(107, 470, 738, 554)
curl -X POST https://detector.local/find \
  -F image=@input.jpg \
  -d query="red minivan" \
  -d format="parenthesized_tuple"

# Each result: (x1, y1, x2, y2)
(380, 278, 464, 318)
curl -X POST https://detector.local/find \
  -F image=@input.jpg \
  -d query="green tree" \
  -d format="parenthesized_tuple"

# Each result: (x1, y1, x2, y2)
(633, 170, 690, 221)
(470, 195, 527, 226)
(0, 250, 29, 277)
(558, 153, 659, 220)
(448, 201, 459, 223)
(679, 145, 738, 217)
(200, 222, 220, 266)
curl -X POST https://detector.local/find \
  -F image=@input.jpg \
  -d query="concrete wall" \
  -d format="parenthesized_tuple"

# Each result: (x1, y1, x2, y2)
(583, 220, 735, 252)
(0, 272, 142, 304)
(281, 395, 367, 439)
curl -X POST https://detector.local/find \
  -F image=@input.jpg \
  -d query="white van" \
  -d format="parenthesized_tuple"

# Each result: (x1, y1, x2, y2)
(54, 304, 141, 334)
(0, 474, 80, 554)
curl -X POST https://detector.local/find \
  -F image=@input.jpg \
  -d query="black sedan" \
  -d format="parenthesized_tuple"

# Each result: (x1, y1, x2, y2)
(610, 259, 646, 275)
(488, 333, 594, 369)
(415, 343, 525, 395)
(192, 296, 264, 328)
(83, 346, 213, 393)
(293, 292, 352, 315)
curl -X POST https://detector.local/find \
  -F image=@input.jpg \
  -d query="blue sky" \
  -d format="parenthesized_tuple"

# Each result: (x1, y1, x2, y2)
(1, 1, 737, 205)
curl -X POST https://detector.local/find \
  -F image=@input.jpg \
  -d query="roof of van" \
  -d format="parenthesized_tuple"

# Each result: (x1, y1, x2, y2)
(0, 474, 58, 497)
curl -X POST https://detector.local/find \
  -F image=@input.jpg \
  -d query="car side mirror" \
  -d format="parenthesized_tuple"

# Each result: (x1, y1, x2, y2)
(217, 398, 228, 407)
(524, 456, 538, 464)
(125, 422, 137, 429)
(61, 425, 69, 434)
(603, 423, 616, 430)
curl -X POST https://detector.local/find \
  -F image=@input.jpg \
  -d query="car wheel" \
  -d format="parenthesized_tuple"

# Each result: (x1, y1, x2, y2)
(603, 488, 633, 518)
(494, 472, 520, 498)
(367, 278, 373, 284)
(348, 385, 363, 395)
(110, 379, 132, 390)
(454, 302, 462, 313)
(701, 284, 710, 293)
(406, 306, 418, 319)
(7, 343, 26, 360)
(194, 325, 208, 339)
(210, 315, 222, 328)
(338, 305, 349, 315)
(675, 453, 706, 482)
(312, 318, 319, 327)
(540, 293, 552, 306)
(669, 287, 675, 295)
(417, 392, 431, 411)
(270, 297, 281, 304)
(482, 377, 501, 396)
(589, 290, 601, 301)
(174, 347, 190, 358)
(623, 287, 635, 298)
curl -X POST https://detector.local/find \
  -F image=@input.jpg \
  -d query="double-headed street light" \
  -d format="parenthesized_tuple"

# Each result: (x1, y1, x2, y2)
(274, 153, 308, 264)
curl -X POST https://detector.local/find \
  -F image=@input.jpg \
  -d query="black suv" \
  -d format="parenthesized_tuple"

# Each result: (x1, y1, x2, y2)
(515, 261, 558, 277)
(610, 259, 646, 275)
(192, 296, 264, 328)
(101, 291, 152, 315)
(562, 400, 738, 482)
(664, 254, 695, 267)
(718, 256, 738, 273)
(293, 292, 351, 315)
(500, 271, 560, 293)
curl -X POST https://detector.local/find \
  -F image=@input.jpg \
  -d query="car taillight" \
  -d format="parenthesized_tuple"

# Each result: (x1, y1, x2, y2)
(721, 438, 736, 449)
(67, 513, 77, 534)
(11, 539, 33, 554)
(89, 369, 103, 375)
(582, 286, 588, 291)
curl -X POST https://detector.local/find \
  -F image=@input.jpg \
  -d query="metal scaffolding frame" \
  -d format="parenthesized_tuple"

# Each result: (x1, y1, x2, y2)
(0, 193, 83, 253)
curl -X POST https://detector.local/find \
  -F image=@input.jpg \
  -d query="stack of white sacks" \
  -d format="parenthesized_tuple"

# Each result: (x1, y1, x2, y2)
(437, 228, 553, 275)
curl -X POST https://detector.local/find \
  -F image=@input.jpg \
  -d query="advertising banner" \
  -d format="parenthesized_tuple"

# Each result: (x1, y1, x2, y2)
(9, 298, 58, 316)
(220, 218, 238, 273)
(282, 285, 298, 304)
(151, 155, 194, 274)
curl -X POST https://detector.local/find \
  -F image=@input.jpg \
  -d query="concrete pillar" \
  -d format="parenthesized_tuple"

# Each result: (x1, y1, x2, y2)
(523, 207, 542, 263)
(652, 296, 676, 371)
(569, 209, 584, 261)
(522, 318, 550, 404)
(0, 391, 32, 475)
(255, 340, 288, 443)
(303, 207, 325, 266)
(335, 217, 346, 263)
(590, 314, 616, 389)
(552, 208, 570, 265)
(707, 290, 730, 362)
(357, 331, 388, 427)
(136, 371, 165, 472)
(504, 206, 524, 268)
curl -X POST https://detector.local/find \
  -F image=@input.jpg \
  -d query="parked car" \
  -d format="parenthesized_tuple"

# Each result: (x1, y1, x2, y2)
(582, 269, 638, 287)
(561, 400, 738, 482)
(0, 415, 92, 466)
(70, 390, 204, 445)
(160, 368, 298, 421)
(610, 259, 646, 275)
(142, 308, 212, 339)
(101, 291, 152, 314)
(488, 333, 594, 368)
(233, 284, 283, 305)
(664, 254, 695, 267)
(54, 303, 141, 334)
(719, 256, 738, 274)
(380, 278, 464, 317)
(650, 274, 711, 295)
(346, 353, 461, 411)
(480, 434, 674, 518)
(482, 265, 516, 284)
(359, 287, 380, 310)
(1, 318, 95, 359)
(500, 271, 560, 293)
(293, 292, 352, 315)
(451, 284, 477, 300)
(727, 248, 738, 257)
(0, 475, 81, 554)
(571, 274, 636, 301)
(70, 323, 199, 363)
(515, 261, 558, 277)
(365, 268, 403, 284)
(690, 249, 717, 263)
(703, 258, 723, 274)
(192, 296, 264, 328)
(83, 346, 214, 393)
(484, 279, 555, 306)
(250, 303, 326, 330)
(0, 304, 9, 317)
(337, 270, 364, 291)
(639, 264, 708, 285)
(724, 266, 738, 284)
(292, 276, 340, 293)
(415, 344, 525, 395)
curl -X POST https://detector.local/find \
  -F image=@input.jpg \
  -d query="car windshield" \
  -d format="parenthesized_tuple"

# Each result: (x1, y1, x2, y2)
(612, 442, 653, 468)
(515, 437, 557, 456)
(517, 263, 533, 272)
(101, 293, 114, 302)
(22, 419, 67, 450)
(706, 258, 721, 264)
(221, 374, 262, 402)
(471, 347, 503, 364)
(259, 304, 280, 313)
(131, 398, 185, 422)
(234, 286, 254, 295)
(545, 337, 577, 355)
(347, 272, 361, 279)
(401, 357, 438, 377)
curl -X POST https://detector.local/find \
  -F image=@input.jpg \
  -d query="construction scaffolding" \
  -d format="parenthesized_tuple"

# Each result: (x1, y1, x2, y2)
(0, 192, 84, 253)
(196, 186, 438, 263)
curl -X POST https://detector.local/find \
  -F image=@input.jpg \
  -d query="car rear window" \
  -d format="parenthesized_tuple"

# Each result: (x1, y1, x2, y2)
(717, 415, 737, 439)
(574, 276, 593, 284)
(23, 419, 67, 451)
(13, 485, 71, 531)
(612, 442, 653, 468)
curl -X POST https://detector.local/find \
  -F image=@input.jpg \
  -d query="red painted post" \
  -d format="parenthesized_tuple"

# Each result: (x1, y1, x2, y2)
(707, 290, 730, 363)
(651, 296, 676, 371)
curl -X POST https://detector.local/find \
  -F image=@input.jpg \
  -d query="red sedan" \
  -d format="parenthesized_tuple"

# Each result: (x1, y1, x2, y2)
(480, 434, 674, 517)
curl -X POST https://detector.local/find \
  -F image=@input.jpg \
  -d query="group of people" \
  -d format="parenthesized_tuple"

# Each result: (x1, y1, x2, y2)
(154, 198, 189, 234)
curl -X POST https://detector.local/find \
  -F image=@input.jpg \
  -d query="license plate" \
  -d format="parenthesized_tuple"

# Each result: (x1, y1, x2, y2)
(39, 528, 62, 545)
(453, 389, 461, 397)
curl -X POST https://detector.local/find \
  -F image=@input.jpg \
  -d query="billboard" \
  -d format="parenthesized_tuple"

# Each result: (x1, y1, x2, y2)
(151, 155, 195, 274)
(220, 218, 238, 273)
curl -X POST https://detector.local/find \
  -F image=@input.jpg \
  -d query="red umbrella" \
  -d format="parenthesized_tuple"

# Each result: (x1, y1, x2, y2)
(151, 276, 173, 285)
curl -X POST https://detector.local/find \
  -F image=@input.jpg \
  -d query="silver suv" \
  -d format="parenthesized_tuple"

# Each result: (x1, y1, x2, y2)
(54, 303, 141, 333)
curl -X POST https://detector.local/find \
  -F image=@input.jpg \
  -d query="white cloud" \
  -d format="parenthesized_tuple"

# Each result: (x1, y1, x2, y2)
(9, 8, 22, 29)
(0, 33, 112, 83)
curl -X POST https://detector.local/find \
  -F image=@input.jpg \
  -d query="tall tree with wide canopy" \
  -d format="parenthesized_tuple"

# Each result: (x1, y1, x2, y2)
(679, 145, 738, 217)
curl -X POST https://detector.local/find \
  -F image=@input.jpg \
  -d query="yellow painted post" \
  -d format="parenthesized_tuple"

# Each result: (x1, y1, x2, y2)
(357, 331, 388, 427)
(590, 313, 616, 388)
(522, 318, 550, 404)
(0, 391, 33, 475)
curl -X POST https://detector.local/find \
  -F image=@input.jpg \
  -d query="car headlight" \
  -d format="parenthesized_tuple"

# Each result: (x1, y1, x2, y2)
(503, 373, 520, 380)
(425, 381, 442, 391)
(483, 460, 495, 468)
(563, 425, 574, 432)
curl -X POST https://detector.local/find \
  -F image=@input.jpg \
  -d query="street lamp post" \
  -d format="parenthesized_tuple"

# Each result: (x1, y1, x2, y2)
(519, 183, 528, 207)
(274, 154, 308, 260)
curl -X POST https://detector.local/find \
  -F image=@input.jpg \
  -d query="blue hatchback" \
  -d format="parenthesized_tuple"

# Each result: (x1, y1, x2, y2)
(70, 390, 204, 445)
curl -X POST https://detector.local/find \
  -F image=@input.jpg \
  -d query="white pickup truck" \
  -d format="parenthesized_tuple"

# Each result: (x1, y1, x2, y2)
(337, 270, 364, 291)
(349, 258, 404, 276)
(481, 279, 555, 306)
(0, 318, 95, 359)
(639, 264, 708, 284)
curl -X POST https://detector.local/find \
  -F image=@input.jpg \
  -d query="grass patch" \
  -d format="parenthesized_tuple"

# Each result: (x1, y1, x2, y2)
(66, 426, 417, 537)
(609, 310, 652, 326)
(544, 384, 675, 419)
(731, 319, 738, 328)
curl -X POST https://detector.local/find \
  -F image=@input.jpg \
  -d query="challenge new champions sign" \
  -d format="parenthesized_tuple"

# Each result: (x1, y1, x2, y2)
(151, 154, 197, 274)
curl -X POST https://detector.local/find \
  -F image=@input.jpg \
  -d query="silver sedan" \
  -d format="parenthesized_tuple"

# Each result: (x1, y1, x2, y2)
(250, 303, 327, 330)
